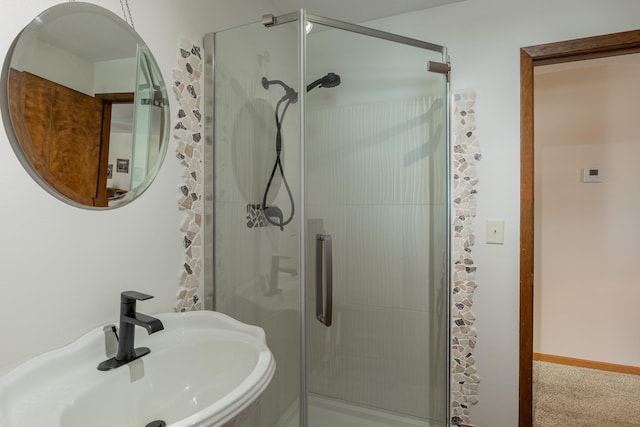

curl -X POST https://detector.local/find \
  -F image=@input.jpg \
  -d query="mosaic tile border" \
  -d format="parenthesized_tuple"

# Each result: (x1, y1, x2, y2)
(174, 38, 203, 312)
(451, 90, 481, 425)
(246, 204, 268, 228)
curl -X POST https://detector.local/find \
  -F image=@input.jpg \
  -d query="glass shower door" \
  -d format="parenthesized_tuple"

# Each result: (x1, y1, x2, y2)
(130, 45, 166, 194)
(303, 18, 449, 427)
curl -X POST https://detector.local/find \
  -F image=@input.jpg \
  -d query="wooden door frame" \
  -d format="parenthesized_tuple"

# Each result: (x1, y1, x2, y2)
(519, 29, 640, 426)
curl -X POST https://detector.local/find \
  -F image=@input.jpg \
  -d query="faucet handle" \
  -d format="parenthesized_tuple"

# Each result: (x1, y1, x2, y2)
(121, 291, 154, 303)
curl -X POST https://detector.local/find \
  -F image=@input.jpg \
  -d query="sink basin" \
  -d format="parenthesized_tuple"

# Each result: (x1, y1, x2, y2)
(0, 311, 276, 427)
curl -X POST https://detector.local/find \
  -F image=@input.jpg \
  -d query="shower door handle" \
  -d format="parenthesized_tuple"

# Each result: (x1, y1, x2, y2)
(315, 234, 333, 327)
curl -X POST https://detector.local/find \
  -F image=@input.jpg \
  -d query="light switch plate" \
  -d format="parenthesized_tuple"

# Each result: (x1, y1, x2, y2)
(486, 219, 505, 244)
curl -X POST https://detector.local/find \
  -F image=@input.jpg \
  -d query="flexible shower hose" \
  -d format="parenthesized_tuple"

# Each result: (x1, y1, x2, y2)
(262, 95, 295, 231)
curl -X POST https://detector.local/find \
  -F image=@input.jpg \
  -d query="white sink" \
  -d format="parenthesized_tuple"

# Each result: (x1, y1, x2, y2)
(0, 311, 276, 427)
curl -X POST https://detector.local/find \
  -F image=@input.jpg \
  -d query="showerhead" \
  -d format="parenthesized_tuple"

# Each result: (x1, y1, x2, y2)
(307, 72, 341, 92)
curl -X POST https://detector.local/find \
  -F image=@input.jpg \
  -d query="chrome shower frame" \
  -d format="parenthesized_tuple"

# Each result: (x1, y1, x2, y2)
(204, 9, 452, 427)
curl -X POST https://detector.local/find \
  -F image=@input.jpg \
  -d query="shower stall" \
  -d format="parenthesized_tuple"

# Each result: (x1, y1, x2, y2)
(204, 10, 450, 427)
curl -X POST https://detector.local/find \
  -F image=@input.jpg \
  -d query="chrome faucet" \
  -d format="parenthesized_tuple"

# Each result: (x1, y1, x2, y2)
(97, 291, 164, 371)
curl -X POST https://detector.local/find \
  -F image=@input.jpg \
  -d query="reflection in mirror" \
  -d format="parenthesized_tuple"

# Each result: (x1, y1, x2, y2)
(0, 2, 169, 209)
(105, 100, 134, 202)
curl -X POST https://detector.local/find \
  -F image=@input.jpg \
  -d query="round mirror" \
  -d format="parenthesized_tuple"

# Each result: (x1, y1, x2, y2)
(0, 2, 170, 209)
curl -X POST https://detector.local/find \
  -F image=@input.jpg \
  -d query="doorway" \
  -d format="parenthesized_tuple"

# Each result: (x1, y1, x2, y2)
(519, 29, 640, 426)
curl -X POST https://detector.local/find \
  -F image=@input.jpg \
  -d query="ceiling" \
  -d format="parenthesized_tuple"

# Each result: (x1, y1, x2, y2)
(267, 0, 464, 24)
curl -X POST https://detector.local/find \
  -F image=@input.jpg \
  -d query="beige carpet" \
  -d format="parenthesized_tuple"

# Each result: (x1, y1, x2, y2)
(533, 360, 640, 426)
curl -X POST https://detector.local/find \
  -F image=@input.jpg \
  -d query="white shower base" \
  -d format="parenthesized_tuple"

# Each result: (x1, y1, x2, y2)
(275, 394, 445, 427)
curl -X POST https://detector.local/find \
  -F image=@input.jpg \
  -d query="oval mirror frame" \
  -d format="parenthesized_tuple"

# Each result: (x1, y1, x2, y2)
(0, 2, 170, 209)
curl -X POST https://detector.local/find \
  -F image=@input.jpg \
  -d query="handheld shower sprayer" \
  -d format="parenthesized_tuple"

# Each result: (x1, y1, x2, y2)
(260, 71, 342, 231)
(261, 72, 342, 105)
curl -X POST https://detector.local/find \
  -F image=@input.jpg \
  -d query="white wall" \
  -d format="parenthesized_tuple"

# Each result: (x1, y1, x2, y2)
(0, 0, 273, 374)
(94, 57, 137, 94)
(533, 55, 640, 367)
(367, 1, 640, 426)
(16, 39, 95, 94)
